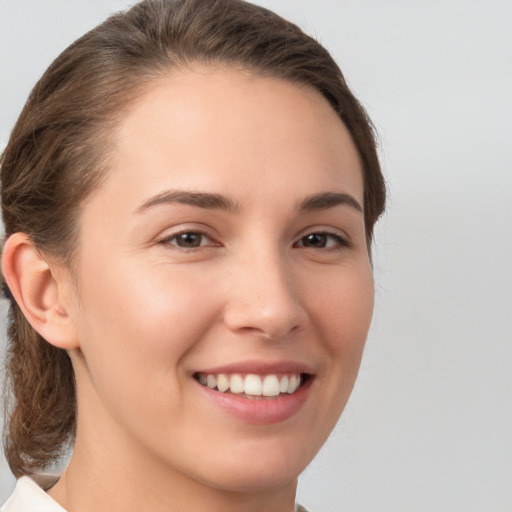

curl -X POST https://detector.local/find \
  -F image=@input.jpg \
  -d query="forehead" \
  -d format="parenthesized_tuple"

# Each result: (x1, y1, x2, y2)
(93, 66, 364, 213)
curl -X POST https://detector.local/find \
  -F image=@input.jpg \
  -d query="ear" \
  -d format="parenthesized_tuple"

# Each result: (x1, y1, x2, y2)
(2, 232, 79, 349)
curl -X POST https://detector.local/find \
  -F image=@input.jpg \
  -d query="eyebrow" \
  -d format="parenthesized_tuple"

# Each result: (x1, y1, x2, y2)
(297, 192, 363, 213)
(136, 189, 362, 215)
(136, 190, 241, 213)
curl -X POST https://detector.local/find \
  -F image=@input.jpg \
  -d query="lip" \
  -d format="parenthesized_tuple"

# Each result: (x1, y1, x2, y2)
(194, 360, 314, 376)
(193, 360, 315, 425)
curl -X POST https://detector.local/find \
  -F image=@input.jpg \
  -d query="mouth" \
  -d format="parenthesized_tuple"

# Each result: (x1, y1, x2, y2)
(193, 372, 311, 399)
(193, 362, 315, 424)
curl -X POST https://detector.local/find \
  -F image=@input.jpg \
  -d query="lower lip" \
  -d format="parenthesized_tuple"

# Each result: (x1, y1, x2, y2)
(196, 377, 313, 425)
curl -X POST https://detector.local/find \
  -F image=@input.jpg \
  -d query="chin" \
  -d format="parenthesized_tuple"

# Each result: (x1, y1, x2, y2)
(204, 463, 302, 494)
(191, 435, 317, 494)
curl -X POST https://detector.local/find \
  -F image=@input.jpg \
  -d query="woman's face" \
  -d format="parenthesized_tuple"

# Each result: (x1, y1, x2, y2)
(65, 67, 374, 492)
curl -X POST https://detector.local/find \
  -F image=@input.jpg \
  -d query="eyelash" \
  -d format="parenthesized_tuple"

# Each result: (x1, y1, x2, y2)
(158, 229, 351, 251)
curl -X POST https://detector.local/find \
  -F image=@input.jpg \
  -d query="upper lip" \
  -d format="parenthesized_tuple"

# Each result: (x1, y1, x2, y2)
(194, 360, 315, 376)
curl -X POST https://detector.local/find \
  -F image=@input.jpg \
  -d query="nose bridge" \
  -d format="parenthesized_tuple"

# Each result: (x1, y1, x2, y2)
(223, 242, 306, 339)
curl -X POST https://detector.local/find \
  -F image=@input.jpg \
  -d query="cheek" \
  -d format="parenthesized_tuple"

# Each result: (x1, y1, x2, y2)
(310, 261, 374, 338)
(73, 261, 222, 400)
(71, 265, 225, 445)
(79, 257, 217, 341)
(308, 262, 374, 382)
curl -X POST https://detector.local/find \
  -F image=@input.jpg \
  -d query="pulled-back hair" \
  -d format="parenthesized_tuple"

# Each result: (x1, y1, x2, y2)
(1, 0, 385, 477)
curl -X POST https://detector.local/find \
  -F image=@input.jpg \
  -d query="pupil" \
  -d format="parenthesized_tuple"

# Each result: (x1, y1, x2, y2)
(305, 233, 326, 247)
(178, 233, 201, 247)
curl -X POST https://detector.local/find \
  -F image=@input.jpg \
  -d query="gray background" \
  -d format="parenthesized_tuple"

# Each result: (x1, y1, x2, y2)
(1, 0, 511, 510)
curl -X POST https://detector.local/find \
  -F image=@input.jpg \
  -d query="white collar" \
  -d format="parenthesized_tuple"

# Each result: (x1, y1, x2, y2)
(1, 475, 66, 512)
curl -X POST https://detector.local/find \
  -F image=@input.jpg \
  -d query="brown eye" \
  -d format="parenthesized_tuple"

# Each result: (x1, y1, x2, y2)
(301, 233, 327, 248)
(295, 232, 349, 249)
(175, 232, 203, 247)
(161, 231, 212, 249)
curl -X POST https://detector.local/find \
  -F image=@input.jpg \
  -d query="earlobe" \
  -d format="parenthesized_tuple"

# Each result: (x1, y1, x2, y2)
(1, 232, 79, 349)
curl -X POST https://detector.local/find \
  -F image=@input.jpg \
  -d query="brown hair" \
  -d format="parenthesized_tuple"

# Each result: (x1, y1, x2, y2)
(1, 0, 385, 477)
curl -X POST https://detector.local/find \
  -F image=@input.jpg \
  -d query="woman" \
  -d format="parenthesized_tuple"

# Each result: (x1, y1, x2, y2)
(0, 0, 385, 510)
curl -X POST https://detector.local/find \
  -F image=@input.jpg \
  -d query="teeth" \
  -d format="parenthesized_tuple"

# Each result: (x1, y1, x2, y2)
(244, 374, 262, 395)
(280, 375, 289, 393)
(206, 374, 217, 389)
(262, 375, 280, 396)
(288, 375, 298, 394)
(230, 374, 244, 394)
(217, 374, 230, 392)
(196, 372, 303, 396)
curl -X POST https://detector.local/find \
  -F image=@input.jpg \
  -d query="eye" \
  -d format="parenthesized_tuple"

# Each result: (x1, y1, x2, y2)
(159, 231, 216, 249)
(294, 232, 350, 250)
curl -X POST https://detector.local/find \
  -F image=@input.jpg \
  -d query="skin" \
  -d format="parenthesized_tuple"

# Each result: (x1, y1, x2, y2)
(4, 67, 374, 512)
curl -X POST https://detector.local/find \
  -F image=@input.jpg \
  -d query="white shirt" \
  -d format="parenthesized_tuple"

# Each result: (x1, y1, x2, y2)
(1, 475, 66, 511)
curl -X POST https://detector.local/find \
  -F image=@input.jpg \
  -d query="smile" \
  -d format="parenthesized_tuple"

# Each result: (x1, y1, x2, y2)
(194, 372, 304, 397)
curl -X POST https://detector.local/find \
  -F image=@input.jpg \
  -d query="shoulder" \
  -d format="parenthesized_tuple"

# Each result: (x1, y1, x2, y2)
(1, 475, 66, 512)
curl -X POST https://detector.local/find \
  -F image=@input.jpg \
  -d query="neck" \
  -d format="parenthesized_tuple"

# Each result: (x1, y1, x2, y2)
(50, 452, 297, 512)
(48, 414, 297, 512)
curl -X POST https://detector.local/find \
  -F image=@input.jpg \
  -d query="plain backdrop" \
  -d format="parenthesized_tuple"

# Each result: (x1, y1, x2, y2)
(0, 1, 511, 511)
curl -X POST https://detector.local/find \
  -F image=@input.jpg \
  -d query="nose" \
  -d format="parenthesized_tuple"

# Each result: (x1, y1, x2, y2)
(222, 249, 308, 340)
